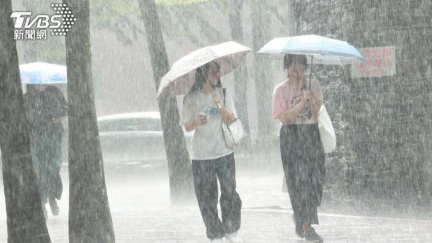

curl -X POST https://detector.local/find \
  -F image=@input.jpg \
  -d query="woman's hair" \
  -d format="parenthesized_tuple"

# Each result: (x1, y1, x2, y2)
(187, 61, 222, 94)
(283, 54, 308, 70)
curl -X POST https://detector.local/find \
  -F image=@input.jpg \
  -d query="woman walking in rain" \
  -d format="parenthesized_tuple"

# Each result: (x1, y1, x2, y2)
(180, 61, 243, 243)
(272, 54, 325, 242)
(24, 84, 68, 218)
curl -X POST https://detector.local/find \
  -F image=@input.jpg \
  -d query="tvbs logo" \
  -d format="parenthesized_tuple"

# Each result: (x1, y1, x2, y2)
(11, 12, 62, 28)
(10, 3, 76, 40)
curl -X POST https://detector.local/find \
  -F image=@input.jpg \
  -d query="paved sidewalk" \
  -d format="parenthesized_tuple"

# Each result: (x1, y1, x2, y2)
(1, 158, 432, 242)
(25, 203, 432, 243)
(104, 206, 432, 243)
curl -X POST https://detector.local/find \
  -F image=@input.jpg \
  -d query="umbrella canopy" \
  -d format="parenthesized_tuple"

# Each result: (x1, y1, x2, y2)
(20, 62, 67, 84)
(257, 35, 364, 65)
(157, 41, 251, 97)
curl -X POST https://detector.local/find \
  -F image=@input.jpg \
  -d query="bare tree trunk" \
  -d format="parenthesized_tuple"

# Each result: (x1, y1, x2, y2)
(250, 0, 274, 150)
(228, 0, 251, 152)
(138, 0, 194, 204)
(64, 1, 115, 242)
(0, 1, 51, 242)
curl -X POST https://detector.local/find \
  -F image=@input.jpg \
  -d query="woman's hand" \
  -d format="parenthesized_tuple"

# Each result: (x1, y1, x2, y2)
(220, 107, 235, 124)
(195, 114, 208, 126)
(303, 91, 322, 115)
(184, 114, 208, 132)
(289, 92, 307, 113)
(302, 91, 314, 102)
(279, 91, 315, 124)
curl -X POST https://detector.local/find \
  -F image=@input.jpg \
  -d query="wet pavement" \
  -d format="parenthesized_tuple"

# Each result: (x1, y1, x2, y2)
(1, 154, 431, 242)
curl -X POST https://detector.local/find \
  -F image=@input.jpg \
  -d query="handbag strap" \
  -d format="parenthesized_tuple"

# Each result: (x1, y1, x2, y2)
(222, 88, 239, 120)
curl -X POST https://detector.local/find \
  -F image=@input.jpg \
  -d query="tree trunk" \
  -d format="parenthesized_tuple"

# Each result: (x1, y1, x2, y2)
(138, 0, 194, 204)
(64, 1, 115, 242)
(228, 0, 251, 152)
(0, 1, 51, 242)
(250, 0, 274, 150)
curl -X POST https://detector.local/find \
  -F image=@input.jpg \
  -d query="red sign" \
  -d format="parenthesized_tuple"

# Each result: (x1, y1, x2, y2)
(351, 46, 396, 78)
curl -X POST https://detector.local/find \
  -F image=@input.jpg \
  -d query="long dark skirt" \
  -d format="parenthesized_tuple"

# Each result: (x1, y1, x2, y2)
(280, 124, 325, 225)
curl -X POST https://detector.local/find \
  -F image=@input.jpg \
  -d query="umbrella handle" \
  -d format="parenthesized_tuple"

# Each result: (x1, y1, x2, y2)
(309, 55, 314, 90)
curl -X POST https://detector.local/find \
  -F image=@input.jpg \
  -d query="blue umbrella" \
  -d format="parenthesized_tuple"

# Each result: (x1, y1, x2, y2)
(257, 34, 364, 65)
(258, 35, 364, 88)
(19, 62, 67, 84)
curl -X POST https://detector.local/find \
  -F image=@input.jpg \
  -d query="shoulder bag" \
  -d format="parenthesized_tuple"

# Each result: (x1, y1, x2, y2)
(221, 89, 247, 148)
(317, 105, 336, 153)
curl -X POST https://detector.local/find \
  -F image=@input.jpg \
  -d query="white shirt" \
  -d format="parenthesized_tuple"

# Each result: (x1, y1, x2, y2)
(180, 88, 237, 160)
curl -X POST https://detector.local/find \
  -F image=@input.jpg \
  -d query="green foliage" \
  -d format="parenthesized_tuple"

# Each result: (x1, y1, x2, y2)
(157, 1, 227, 44)
(90, 0, 226, 45)
(90, 0, 143, 45)
(19, 0, 290, 56)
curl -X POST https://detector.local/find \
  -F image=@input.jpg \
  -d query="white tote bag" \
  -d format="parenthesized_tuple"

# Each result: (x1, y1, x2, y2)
(317, 105, 336, 153)
(221, 88, 247, 148)
(222, 118, 247, 148)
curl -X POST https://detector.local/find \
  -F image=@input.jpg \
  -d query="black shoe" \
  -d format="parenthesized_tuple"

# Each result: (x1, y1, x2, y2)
(305, 227, 323, 243)
(295, 223, 305, 238)
(49, 198, 60, 216)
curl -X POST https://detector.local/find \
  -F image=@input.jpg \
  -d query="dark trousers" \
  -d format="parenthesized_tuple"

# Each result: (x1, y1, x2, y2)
(192, 153, 242, 240)
(31, 131, 63, 204)
(280, 124, 326, 225)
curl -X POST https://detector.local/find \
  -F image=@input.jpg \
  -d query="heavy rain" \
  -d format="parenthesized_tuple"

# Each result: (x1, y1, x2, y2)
(0, 0, 431, 242)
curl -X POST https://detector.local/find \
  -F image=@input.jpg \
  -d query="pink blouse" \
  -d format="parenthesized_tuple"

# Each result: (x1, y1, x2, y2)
(272, 79, 323, 124)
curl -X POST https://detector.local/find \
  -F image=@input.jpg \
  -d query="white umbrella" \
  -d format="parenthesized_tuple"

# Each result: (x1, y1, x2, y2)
(157, 41, 251, 97)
